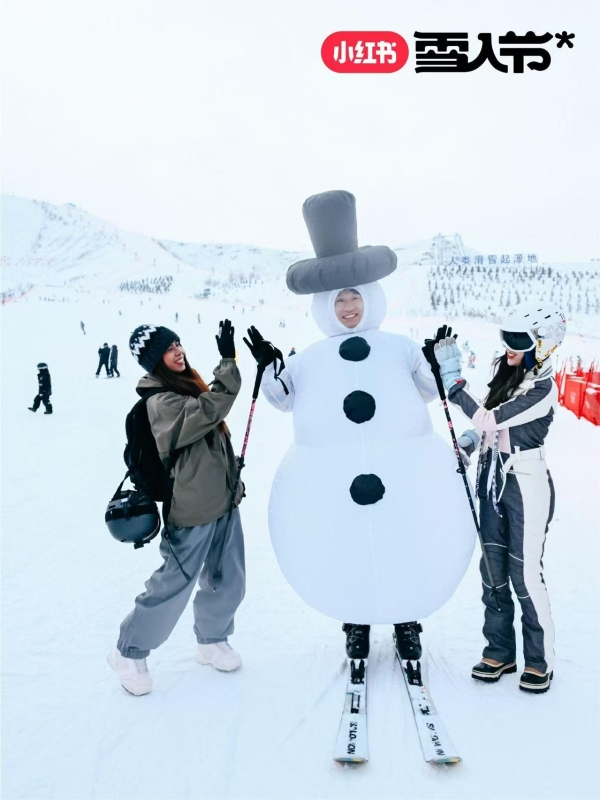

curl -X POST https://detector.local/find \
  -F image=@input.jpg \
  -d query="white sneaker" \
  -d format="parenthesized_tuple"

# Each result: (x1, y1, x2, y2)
(107, 648, 153, 696)
(196, 642, 242, 672)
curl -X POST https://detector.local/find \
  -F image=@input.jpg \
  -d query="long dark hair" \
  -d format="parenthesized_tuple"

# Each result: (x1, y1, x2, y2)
(484, 354, 527, 410)
(153, 355, 229, 436)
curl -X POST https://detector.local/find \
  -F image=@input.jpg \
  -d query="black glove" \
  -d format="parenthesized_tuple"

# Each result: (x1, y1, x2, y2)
(243, 326, 278, 368)
(422, 325, 457, 369)
(215, 319, 235, 359)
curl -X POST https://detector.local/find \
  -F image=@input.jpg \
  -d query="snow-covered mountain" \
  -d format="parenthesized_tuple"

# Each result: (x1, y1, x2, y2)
(0, 195, 305, 299)
(2, 194, 598, 336)
(0, 195, 441, 298)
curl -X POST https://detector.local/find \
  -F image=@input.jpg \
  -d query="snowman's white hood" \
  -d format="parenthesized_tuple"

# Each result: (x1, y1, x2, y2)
(311, 281, 387, 338)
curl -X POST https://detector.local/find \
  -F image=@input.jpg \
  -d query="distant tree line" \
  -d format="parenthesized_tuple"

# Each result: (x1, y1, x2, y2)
(1, 284, 34, 304)
(428, 262, 600, 320)
(119, 276, 173, 294)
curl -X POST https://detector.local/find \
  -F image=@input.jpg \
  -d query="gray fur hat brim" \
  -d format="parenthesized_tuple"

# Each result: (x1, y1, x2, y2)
(286, 245, 397, 295)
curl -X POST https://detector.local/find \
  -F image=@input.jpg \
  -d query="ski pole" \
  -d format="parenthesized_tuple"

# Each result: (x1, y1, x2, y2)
(430, 364, 502, 613)
(212, 364, 265, 589)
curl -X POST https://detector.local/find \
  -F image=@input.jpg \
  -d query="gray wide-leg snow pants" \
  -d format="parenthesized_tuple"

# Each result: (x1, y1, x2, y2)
(118, 509, 245, 659)
(479, 460, 555, 674)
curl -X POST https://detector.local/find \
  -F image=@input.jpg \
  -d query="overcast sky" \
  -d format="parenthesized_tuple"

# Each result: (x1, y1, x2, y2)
(2, 0, 599, 261)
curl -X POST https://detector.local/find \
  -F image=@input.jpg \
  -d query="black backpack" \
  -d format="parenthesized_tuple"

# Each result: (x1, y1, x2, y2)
(105, 389, 181, 548)
(124, 388, 180, 503)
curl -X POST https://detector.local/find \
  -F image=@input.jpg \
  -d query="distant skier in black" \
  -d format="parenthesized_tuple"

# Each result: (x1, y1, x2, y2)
(175, 312, 179, 322)
(96, 343, 111, 377)
(288, 347, 297, 357)
(109, 345, 120, 377)
(80, 321, 86, 335)
(28, 363, 53, 414)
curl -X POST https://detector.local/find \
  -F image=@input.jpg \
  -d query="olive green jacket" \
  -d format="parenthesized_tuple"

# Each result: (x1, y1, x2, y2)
(137, 358, 243, 527)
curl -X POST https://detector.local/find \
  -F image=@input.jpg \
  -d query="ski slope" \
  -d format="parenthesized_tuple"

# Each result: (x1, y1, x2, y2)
(2, 283, 599, 800)
(3, 193, 599, 337)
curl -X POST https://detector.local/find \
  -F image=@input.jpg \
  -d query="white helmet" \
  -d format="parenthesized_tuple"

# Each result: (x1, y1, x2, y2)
(500, 301, 566, 368)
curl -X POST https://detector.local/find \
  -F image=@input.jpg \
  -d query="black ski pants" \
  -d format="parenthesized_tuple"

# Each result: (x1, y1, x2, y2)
(479, 459, 555, 674)
(32, 393, 52, 413)
(96, 358, 110, 376)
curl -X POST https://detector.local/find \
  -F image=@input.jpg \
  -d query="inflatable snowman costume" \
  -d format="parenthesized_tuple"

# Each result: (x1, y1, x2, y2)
(262, 192, 474, 624)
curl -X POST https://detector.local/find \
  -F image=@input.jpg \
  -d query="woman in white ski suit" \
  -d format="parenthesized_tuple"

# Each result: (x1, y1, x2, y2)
(435, 302, 566, 694)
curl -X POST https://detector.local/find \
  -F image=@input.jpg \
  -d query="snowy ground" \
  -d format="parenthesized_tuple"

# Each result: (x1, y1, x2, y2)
(2, 290, 600, 800)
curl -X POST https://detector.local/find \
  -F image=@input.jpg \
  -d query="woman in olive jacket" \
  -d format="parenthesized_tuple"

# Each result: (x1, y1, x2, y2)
(109, 321, 246, 696)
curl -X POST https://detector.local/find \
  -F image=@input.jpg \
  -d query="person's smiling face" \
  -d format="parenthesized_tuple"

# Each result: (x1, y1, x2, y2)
(162, 341, 186, 371)
(505, 348, 525, 367)
(335, 289, 364, 328)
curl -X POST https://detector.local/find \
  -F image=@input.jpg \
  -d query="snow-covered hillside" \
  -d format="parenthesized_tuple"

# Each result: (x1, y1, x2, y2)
(5, 195, 598, 339)
(428, 261, 600, 337)
(0, 195, 307, 302)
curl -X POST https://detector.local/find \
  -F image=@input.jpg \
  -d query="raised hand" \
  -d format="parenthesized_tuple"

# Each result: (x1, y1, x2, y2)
(243, 326, 278, 367)
(434, 337, 463, 390)
(215, 319, 236, 359)
(422, 325, 458, 369)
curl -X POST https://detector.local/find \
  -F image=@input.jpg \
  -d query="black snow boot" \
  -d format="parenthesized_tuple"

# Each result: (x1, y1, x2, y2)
(519, 670, 553, 694)
(342, 623, 370, 659)
(28, 407, 36, 412)
(471, 660, 517, 683)
(394, 622, 423, 660)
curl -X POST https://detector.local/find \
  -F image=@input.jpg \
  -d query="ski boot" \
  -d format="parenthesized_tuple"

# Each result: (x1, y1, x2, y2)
(519, 670, 553, 694)
(28, 407, 36, 412)
(394, 622, 423, 660)
(342, 623, 370, 659)
(471, 660, 517, 683)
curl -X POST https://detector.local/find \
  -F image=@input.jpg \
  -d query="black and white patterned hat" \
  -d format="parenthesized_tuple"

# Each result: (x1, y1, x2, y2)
(129, 325, 180, 373)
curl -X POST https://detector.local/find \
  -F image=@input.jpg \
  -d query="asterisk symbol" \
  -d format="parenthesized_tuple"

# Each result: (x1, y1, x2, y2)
(555, 31, 575, 48)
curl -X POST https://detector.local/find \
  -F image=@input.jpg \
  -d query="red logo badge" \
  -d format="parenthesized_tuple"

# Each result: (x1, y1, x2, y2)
(322, 31, 409, 73)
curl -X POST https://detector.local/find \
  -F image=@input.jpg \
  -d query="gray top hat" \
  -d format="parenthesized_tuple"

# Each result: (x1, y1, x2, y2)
(286, 190, 397, 295)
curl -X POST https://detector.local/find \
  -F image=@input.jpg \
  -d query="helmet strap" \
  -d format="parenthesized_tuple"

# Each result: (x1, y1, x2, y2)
(535, 339, 559, 375)
(535, 339, 544, 375)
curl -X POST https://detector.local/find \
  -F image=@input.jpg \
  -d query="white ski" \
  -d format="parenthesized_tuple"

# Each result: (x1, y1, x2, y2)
(397, 654, 461, 764)
(333, 658, 369, 763)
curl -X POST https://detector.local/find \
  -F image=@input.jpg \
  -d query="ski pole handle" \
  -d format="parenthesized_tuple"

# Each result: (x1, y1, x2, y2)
(252, 364, 266, 400)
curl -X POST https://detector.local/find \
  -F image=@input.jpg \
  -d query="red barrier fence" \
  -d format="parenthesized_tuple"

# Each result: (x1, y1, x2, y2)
(556, 360, 600, 426)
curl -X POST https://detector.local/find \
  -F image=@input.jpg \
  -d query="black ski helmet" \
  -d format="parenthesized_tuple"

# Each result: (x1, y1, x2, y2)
(105, 489, 161, 549)
(37, 362, 48, 370)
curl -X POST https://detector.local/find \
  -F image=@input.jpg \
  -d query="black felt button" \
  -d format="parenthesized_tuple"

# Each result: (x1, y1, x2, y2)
(339, 337, 371, 362)
(343, 391, 376, 424)
(349, 474, 386, 505)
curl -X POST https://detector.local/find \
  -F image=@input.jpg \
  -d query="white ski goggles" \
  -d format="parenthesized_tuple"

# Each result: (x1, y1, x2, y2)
(500, 329, 536, 353)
